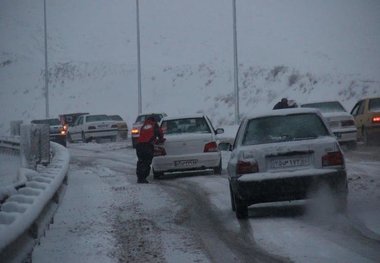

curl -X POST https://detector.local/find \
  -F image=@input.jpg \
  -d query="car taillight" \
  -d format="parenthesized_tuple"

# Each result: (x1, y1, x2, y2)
(88, 126, 96, 130)
(341, 120, 355, 127)
(111, 124, 118, 128)
(322, 151, 344, 167)
(63, 124, 68, 131)
(60, 130, 66, 135)
(236, 160, 259, 175)
(154, 146, 166, 156)
(131, 128, 139, 135)
(372, 116, 380, 123)
(204, 141, 218, 152)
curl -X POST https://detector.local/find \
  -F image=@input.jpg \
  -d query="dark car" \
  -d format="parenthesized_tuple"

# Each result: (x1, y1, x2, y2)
(31, 118, 67, 147)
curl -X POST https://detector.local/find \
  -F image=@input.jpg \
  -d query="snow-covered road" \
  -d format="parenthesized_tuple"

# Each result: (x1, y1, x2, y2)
(32, 141, 380, 263)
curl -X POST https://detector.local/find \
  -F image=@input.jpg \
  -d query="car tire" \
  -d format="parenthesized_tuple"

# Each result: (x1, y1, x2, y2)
(363, 127, 370, 145)
(81, 132, 88, 143)
(132, 138, 137, 148)
(234, 194, 248, 219)
(61, 139, 67, 147)
(67, 132, 73, 143)
(153, 170, 163, 179)
(347, 141, 357, 150)
(213, 159, 222, 175)
(229, 183, 236, 212)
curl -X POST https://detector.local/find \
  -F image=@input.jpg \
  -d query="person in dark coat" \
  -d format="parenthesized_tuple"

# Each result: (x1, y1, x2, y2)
(135, 115, 165, 183)
(273, 98, 290, 110)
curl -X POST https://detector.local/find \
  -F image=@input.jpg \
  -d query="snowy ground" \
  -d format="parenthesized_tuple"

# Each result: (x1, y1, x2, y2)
(31, 139, 380, 263)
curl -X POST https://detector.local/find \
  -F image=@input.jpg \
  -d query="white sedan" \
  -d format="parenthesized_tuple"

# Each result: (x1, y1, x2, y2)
(226, 108, 348, 219)
(68, 114, 118, 143)
(152, 114, 224, 178)
(300, 100, 358, 148)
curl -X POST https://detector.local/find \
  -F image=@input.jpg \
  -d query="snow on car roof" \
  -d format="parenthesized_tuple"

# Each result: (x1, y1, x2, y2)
(161, 113, 206, 121)
(245, 107, 321, 120)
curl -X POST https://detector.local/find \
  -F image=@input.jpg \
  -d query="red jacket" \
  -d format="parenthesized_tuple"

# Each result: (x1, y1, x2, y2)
(137, 119, 164, 144)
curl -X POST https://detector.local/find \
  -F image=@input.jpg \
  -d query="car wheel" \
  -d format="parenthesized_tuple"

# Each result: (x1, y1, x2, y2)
(213, 159, 222, 175)
(347, 141, 357, 150)
(67, 132, 73, 143)
(61, 139, 67, 147)
(132, 138, 137, 148)
(153, 170, 163, 179)
(234, 194, 248, 219)
(229, 183, 236, 212)
(363, 127, 370, 145)
(81, 132, 88, 143)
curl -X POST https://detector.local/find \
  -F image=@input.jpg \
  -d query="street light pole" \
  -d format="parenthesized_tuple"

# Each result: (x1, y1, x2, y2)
(136, 0, 142, 114)
(232, 0, 240, 125)
(43, 0, 49, 118)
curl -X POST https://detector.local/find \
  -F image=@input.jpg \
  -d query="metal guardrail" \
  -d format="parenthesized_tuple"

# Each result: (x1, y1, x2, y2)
(0, 136, 70, 262)
(0, 136, 21, 153)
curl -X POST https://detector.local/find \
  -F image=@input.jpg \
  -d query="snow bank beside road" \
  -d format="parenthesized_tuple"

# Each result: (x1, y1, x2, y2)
(0, 142, 70, 261)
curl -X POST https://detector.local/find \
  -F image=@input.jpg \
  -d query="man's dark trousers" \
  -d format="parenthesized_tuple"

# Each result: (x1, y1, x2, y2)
(136, 142, 154, 183)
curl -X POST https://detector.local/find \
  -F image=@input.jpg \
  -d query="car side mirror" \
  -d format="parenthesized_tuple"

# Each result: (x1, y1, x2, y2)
(218, 142, 232, 151)
(215, 128, 224, 134)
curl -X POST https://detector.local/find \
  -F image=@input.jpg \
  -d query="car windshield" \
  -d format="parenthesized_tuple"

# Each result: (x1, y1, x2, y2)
(32, 119, 61, 125)
(109, 115, 123, 121)
(301, 101, 346, 113)
(135, 114, 162, 123)
(86, 115, 110, 122)
(161, 117, 211, 134)
(242, 113, 330, 145)
(369, 98, 380, 112)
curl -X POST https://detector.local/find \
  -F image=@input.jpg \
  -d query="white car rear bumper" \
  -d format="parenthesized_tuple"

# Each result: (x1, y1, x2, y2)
(85, 129, 117, 138)
(332, 129, 357, 143)
(152, 152, 221, 173)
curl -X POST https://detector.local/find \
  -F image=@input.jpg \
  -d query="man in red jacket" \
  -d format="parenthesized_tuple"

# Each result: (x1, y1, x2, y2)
(135, 115, 165, 183)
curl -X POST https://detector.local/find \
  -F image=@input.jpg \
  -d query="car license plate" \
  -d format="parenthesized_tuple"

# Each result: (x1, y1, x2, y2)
(98, 124, 108, 128)
(270, 156, 310, 169)
(174, 159, 198, 167)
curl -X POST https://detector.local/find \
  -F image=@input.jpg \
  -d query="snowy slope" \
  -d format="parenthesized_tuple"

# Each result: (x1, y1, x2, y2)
(1, 0, 380, 134)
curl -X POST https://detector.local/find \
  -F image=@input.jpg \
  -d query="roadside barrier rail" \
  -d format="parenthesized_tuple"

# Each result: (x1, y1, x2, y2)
(0, 141, 70, 263)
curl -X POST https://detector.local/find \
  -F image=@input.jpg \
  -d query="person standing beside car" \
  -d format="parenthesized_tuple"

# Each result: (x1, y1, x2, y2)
(135, 115, 165, 183)
(273, 98, 290, 110)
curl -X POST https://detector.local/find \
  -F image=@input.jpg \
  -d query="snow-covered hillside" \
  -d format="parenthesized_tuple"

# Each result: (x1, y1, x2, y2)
(1, 0, 379, 134)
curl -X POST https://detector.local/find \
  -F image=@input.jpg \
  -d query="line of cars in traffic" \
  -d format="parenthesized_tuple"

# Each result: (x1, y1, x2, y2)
(31, 113, 129, 146)
(141, 96, 379, 219)
(30, 96, 379, 220)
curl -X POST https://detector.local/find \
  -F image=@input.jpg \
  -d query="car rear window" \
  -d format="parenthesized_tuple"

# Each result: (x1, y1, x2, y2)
(109, 115, 123, 121)
(368, 98, 380, 112)
(242, 113, 330, 145)
(301, 101, 346, 113)
(161, 117, 211, 134)
(136, 114, 163, 123)
(86, 115, 109, 122)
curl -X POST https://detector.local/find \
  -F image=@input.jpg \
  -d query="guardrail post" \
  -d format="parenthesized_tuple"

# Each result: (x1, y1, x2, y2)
(20, 124, 51, 169)
(10, 120, 23, 136)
